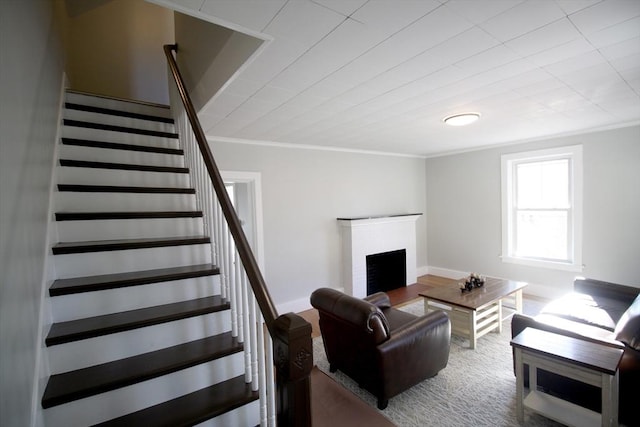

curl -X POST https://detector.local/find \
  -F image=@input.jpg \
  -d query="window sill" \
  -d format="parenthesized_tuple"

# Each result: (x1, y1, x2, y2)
(501, 256, 583, 272)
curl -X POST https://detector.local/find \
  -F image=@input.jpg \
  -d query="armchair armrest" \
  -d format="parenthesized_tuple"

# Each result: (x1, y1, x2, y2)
(376, 311, 450, 394)
(364, 292, 391, 309)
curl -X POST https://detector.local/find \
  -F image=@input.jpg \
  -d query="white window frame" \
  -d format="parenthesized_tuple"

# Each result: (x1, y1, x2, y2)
(501, 145, 583, 272)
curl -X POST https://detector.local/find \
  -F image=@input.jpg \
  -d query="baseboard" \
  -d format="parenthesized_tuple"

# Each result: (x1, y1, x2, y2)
(416, 265, 429, 277)
(278, 287, 345, 314)
(425, 266, 468, 279)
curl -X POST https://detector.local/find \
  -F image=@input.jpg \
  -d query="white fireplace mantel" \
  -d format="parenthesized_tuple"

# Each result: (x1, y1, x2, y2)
(338, 214, 421, 298)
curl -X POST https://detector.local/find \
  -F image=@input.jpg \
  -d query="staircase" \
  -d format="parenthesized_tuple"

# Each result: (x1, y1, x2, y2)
(42, 91, 260, 426)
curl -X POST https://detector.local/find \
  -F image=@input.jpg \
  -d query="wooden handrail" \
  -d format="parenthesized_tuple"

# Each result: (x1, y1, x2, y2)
(164, 44, 312, 426)
(163, 44, 278, 332)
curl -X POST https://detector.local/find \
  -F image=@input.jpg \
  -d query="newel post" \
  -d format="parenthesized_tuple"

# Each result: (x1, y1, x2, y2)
(273, 313, 313, 427)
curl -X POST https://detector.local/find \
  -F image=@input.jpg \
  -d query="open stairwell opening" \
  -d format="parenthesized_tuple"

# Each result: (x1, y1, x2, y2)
(40, 41, 317, 424)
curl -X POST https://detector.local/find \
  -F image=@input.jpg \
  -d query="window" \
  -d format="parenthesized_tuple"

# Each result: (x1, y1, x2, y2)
(501, 145, 583, 271)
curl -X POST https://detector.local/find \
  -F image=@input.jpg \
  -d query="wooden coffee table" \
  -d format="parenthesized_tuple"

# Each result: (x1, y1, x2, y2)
(419, 277, 527, 349)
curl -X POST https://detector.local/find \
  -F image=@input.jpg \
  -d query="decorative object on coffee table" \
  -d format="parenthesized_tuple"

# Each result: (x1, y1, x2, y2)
(460, 273, 485, 292)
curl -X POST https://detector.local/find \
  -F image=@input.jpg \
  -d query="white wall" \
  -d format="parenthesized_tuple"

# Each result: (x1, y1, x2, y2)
(209, 140, 427, 312)
(425, 125, 640, 298)
(0, 1, 64, 426)
(62, 0, 174, 104)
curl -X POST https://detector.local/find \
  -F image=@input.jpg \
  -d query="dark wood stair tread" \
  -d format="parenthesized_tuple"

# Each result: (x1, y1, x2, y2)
(46, 295, 229, 346)
(61, 138, 183, 155)
(42, 332, 241, 408)
(93, 375, 258, 427)
(65, 102, 174, 124)
(49, 264, 218, 296)
(57, 184, 195, 194)
(59, 159, 188, 174)
(63, 119, 178, 139)
(52, 235, 210, 255)
(55, 211, 203, 221)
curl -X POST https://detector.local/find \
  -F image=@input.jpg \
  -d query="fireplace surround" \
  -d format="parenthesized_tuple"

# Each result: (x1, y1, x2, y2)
(337, 214, 421, 298)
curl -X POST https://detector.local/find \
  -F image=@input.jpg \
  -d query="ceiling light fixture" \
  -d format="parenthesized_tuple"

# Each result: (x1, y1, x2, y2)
(443, 112, 480, 126)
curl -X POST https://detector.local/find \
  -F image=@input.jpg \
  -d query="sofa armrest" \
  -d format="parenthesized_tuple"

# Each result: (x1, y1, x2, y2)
(364, 292, 391, 309)
(615, 294, 640, 351)
(574, 278, 639, 305)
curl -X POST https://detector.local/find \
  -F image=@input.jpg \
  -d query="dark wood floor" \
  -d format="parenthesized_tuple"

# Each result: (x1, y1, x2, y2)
(311, 367, 395, 427)
(299, 274, 454, 338)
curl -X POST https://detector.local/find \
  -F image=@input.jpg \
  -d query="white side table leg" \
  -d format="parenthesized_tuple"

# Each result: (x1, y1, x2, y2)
(515, 348, 524, 423)
(601, 371, 619, 427)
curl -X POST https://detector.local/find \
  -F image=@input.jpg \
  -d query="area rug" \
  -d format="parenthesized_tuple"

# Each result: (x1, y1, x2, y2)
(312, 299, 563, 426)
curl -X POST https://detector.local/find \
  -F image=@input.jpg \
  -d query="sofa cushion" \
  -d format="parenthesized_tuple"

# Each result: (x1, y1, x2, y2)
(540, 292, 628, 331)
(615, 294, 640, 351)
(533, 314, 621, 347)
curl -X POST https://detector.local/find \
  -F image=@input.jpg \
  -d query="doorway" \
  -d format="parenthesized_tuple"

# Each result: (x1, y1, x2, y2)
(221, 171, 265, 271)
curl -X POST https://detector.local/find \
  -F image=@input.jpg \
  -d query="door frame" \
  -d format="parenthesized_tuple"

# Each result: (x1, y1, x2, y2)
(221, 171, 265, 272)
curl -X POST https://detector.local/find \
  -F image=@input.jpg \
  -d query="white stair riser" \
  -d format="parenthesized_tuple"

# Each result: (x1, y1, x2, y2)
(66, 92, 172, 119)
(54, 244, 212, 278)
(51, 275, 221, 322)
(57, 167, 191, 188)
(62, 125, 179, 149)
(48, 310, 232, 373)
(56, 217, 204, 241)
(59, 144, 184, 167)
(64, 108, 175, 133)
(45, 353, 245, 427)
(195, 400, 260, 427)
(56, 192, 197, 212)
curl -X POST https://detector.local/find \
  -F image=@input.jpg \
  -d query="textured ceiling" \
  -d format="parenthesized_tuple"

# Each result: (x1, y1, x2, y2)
(158, 0, 640, 156)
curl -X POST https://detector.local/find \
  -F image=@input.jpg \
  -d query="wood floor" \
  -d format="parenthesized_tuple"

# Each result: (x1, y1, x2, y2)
(298, 274, 453, 338)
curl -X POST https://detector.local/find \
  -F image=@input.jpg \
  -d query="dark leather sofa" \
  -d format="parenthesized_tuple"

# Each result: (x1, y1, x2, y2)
(310, 287, 451, 409)
(511, 278, 640, 425)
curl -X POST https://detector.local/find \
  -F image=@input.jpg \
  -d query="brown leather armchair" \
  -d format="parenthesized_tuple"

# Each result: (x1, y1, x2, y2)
(310, 288, 451, 409)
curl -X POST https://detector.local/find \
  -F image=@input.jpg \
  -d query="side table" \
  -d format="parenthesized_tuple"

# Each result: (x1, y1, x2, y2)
(510, 328, 623, 427)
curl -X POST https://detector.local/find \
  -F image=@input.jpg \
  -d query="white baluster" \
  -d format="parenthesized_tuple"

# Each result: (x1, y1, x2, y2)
(257, 309, 268, 426)
(265, 332, 276, 427)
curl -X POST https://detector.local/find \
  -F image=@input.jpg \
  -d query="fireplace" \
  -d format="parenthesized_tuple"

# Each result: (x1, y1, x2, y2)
(337, 214, 421, 298)
(367, 249, 406, 295)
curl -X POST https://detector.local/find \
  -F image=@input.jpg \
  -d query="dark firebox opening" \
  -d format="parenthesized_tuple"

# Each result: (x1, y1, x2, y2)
(366, 249, 406, 295)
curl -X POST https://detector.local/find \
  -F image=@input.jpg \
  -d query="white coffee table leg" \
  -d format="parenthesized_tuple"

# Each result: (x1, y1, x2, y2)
(469, 309, 477, 349)
(498, 300, 503, 333)
(515, 289, 523, 313)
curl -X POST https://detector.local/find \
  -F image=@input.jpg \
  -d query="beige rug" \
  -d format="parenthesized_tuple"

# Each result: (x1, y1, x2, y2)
(313, 299, 563, 427)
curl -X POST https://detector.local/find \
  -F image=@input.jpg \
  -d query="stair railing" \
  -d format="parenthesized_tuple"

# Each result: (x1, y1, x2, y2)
(164, 44, 312, 427)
